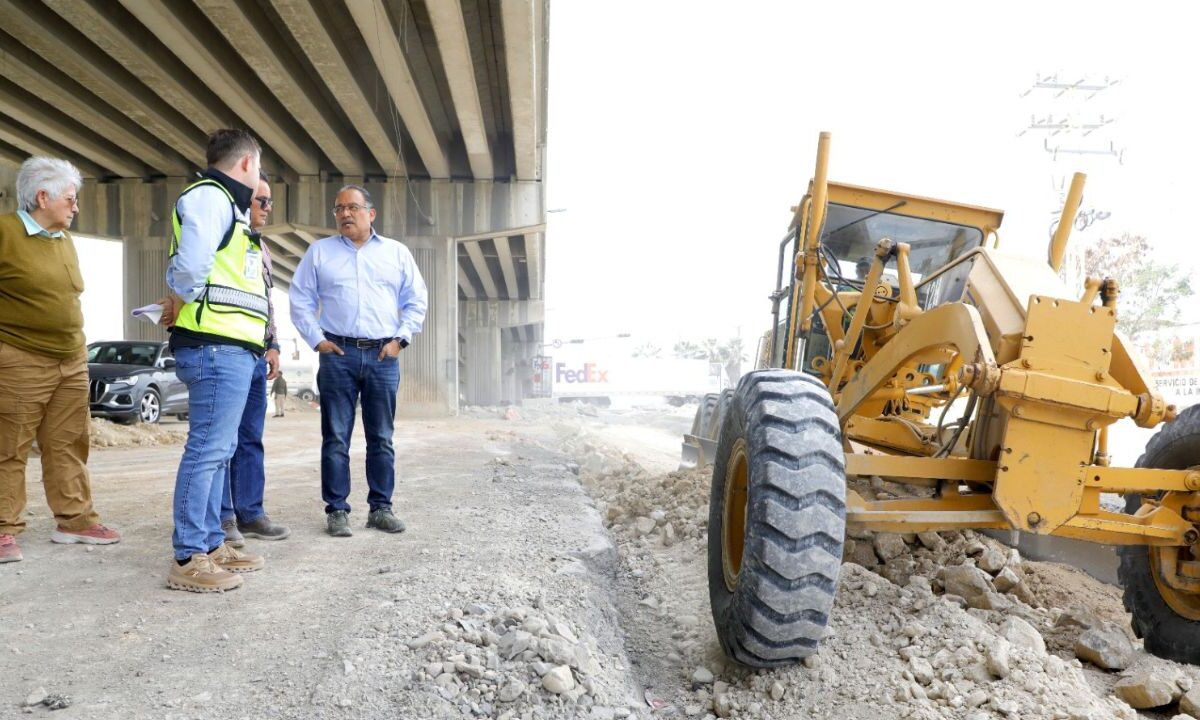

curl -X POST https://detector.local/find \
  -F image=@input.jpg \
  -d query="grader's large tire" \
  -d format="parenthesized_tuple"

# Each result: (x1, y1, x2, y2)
(691, 393, 721, 438)
(707, 369, 846, 667)
(710, 388, 734, 440)
(1118, 404, 1200, 663)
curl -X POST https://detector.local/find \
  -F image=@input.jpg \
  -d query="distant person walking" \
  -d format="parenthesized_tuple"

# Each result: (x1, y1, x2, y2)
(0, 157, 121, 563)
(290, 185, 427, 538)
(271, 373, 288, 417)
(163, 129, 268, 592)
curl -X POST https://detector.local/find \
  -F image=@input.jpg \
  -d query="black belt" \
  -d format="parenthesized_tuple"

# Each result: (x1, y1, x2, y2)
(324, 332, 391, 349)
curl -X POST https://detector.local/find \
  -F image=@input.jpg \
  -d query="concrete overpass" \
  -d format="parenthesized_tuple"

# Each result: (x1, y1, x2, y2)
(0, 0, 548, 413)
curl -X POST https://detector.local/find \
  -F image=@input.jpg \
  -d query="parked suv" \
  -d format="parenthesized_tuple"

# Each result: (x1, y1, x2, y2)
(87, 341, 189, 424)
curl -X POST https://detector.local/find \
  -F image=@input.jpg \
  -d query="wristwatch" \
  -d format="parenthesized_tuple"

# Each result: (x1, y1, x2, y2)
(395, 338, 409, 349)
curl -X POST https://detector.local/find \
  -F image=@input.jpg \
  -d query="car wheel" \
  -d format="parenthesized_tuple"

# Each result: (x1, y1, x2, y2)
(299, 389, 316, 402)
(175, 413, 189, 421)
(138, 389, 161, 424)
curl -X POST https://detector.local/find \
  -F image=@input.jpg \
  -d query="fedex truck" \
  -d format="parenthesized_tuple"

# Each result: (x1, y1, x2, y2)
(531, 351, 725, 405)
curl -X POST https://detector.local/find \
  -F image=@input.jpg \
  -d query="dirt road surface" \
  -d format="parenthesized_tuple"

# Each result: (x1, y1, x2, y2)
(5, 401, 1200, 719)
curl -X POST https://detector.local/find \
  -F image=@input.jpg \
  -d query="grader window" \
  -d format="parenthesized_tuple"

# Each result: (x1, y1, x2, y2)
(820, 203, 983, 289)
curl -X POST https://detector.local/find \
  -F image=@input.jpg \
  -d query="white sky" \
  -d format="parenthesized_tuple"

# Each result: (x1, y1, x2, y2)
(543, 0, 1200, 351)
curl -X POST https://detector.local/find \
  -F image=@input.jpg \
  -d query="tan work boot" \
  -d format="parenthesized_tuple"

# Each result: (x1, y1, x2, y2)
(167, 554, 243, 593)
(209, 542, 265, 573)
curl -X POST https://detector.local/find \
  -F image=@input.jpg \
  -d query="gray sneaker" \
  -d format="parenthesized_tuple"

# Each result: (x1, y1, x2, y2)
(221, 518, 245, 548)
(326, 510, 352, 537)
(238, 515, 290, 541)
(366, 508, 406, 534)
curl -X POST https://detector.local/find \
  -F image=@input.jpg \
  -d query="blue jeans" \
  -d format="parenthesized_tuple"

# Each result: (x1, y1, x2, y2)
(317, 345, 399, 514)
(172, 345, 256, 561)
(222, 358, 267, 525)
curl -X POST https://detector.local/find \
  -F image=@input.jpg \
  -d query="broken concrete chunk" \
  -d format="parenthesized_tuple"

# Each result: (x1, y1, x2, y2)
(939, 565, 993, 604)
(541, 665, 576, 694)
(977, 548, 1007, 574)
(873, 533, 908, 562)
(1000, 616, 1046, 656)
(1074, 624, 1134, 671)
(1114, 672, 1180, 709)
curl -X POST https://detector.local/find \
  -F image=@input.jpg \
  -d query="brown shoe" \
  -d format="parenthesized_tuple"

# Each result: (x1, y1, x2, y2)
(209, 542, 264, 573)
(51, 524, 121, 545)
(167, 554, 243, 593)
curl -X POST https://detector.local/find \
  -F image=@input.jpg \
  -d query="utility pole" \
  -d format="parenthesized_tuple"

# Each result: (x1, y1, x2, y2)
(1018, 73, 1124, 240)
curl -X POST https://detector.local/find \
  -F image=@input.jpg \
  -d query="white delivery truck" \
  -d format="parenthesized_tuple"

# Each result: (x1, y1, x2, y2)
(532, 349, 725, 405)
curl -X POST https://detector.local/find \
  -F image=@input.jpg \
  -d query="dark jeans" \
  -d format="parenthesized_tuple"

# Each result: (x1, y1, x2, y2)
(222, 358, 267, 525)
(317, 344, 400, 514)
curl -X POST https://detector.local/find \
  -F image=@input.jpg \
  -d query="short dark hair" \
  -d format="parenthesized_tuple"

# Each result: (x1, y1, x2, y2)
(337, 184, 373, 208)
(206, 129, 261, 168)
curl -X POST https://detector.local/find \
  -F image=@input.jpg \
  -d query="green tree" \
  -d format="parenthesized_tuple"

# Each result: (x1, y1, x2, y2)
(1082, 234, 1192, 342)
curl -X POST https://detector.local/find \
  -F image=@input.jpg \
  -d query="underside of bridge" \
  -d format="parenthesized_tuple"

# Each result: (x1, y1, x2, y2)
(0, 0, 548, 413)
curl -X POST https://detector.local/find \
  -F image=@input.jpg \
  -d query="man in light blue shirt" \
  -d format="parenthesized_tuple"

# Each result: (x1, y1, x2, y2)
(289, 184, 428, 538)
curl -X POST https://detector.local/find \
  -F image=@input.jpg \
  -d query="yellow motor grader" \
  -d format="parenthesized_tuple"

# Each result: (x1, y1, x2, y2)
(703, 131, 1199, 668)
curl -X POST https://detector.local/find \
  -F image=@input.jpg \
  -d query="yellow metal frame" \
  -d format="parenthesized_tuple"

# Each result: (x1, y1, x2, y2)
(774, 131, 1189, 557)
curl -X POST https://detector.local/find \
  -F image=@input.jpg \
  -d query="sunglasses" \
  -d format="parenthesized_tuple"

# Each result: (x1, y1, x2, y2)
(255, 195, 273, 210)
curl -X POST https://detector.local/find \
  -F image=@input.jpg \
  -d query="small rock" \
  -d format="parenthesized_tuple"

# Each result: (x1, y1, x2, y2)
(909, 656, 934, 685)
(977, 548, 1007, 574)
(1054, 604, 1097, 630)
(1114, 672, 1180, 708)
(542, 665, 576, 694)
(498, 629, 533, 660)
(968, 591, 1013, 612)
(964, 540, 986, 556)
(993, 567, 1022, 593)
(407, 632, 440, 649)
(337, 697, 353, 708)
(498, 679, 527, 703)
(873, 533, 908, 562)
(769, 681, 785, 701)
(985, 638, 1011, 679)
(42, 694, 71, 710)
(633, 517, 657, 536)
(691, 667, 714, 685)
(939, 565, 993, 604)
(1178, 686, 1200, 716)
(1000, 616, 1046, 656)
(23, 688, 46, 707)
(917, 531, 948, 551)
(1075, 624, 1134, 670)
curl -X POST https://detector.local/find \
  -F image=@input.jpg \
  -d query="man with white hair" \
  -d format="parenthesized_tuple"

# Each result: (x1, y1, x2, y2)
(0, 156, 121, 563)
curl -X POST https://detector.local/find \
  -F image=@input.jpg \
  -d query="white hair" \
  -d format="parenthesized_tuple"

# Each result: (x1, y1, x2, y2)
(16, 156, 83, 212)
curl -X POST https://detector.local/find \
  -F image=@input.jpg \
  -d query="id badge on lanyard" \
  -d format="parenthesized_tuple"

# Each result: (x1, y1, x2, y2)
(243, 249, 262, 280)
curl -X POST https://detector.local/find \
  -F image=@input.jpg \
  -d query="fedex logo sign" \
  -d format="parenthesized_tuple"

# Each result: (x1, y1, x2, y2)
(556, 362, 609, 383)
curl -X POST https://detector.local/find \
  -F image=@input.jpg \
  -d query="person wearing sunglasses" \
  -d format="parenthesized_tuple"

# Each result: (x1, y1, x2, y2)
(289, 185, 428, 539)
(218, 172, 291, 549)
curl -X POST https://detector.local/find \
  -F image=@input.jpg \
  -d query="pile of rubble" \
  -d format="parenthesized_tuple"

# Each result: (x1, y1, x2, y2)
(88, 418, 185, 448)
(406, 601, 637, 719)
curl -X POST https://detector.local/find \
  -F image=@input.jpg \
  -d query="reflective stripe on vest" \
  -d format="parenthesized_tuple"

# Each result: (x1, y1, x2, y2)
(170, 179, 268, 349)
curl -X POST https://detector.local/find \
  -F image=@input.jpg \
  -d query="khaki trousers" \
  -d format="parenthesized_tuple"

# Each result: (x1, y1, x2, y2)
(273, 393, 285, 416)
(0, 341, 99, 534)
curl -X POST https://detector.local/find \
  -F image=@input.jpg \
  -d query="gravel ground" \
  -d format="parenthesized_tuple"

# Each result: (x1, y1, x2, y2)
(7, 400, 1200, 720)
